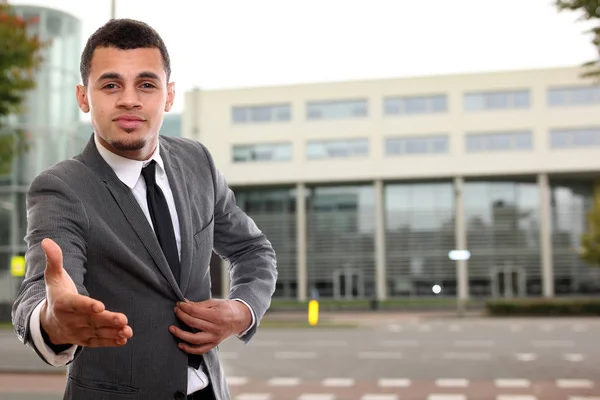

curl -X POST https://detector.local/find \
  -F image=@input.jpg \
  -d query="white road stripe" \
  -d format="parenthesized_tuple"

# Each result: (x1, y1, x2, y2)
(510, 325, 522, 332)
(377, 378, 411, 387)
(569, 397, 600, 400)
(268, 377, 300, 386)
(361, 395, 399, 400)
(359, 351, 403, 359)
(235, 394, 271, 400)
(516, 353, 537, 362)
(322, 378, 354, 387)
(453, 340, 493, 347)
(443, 352, 491, 360)
(298, 395, 336, 400)
(573, 324, 588, 332)
(428, 395, 466, 400)
(496, 396, 538, 400)
(275, 351, 318, 359)
(389, 324, 403, 332)
(557, 379, 594, 388)
(564, 353, 585, 362)
(308, 340, 348, 347)
(495, 379, 531, 388)
(436, 379, 469, 387)
(533, 340, 573, 347)
(540, 324, 554, 332)
(381, 340, 420, 347)
(227, 377, 249, 386)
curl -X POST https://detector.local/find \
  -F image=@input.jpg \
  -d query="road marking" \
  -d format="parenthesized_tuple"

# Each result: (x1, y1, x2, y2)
(515, 353, 537, 362)
(381, 340, 420, 347)
(443, 352, 491, 360)
(564, 353, 585, 362)
(533, 340, 573, 347)
(495, 379, 531, 388)
(361, 395, 399, 400)
(428, 395, 466, 400)
(298, 394, 335, 400)
(449, 324, 462, 332)
(322, 378, 354, 387)
(308, 340, 348, 347)
(573, 324, 588, 332)
(510, 325, 522, 332)
(228, 377, 249, 386)
(569, 397, 600, 400)
(275, 351, 318, 359)
(358, 351, 403, 359)
(540, 324, 554, 332)
(436, 379, 469, 387)
(453, 340, 493, 347)
(220, 352, 239, 359)
(235, 394, 271, 400)
(268, 377, 300, 386)
(557, 379, 594, 388)
(378, 378, 411, 387)
(496, 396, 538, 400)
(389, 324, 403, 332)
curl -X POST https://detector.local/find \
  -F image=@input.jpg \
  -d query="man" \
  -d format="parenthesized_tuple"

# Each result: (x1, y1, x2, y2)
(11, 18, 278, 400)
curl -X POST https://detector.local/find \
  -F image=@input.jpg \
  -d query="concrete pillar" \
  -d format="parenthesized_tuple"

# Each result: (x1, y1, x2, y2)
(538, 173, 554, 298)
(220, 258, 230, 298)
(296, 183, 307, 301)
(374, 180, 387, 301)
(454, 177, 469, 313)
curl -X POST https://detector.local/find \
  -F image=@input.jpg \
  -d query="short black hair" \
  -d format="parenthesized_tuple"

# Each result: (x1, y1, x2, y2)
(80, 18, 171, 85)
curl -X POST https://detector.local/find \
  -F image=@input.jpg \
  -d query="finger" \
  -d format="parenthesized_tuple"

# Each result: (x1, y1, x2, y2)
(80, 325, 133, 341)
(53, 305, 129, 328)
(82, 337, 129, 348)
(178, 341, 216, 355)
(42, 238, 64, 283)
(174, 307, 218, 332)
(169, 325, 215, 345)
(176, 301, 220, 322)
(54, 293, 105, 314)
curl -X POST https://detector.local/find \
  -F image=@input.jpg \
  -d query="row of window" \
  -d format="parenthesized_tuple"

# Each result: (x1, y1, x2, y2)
(231, 85, 600, 124)
(231, 127, 600, 162)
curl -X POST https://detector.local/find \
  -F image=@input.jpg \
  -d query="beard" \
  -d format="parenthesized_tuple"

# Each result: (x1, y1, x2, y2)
(109, 133, 147, 151)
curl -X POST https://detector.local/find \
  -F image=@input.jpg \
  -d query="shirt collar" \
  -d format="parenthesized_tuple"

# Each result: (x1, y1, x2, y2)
(94, 134, 165, 189)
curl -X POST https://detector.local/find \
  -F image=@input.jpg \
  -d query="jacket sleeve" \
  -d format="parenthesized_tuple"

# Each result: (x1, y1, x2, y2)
(11, 169, 89, 364)
(200, 144, 278, 343)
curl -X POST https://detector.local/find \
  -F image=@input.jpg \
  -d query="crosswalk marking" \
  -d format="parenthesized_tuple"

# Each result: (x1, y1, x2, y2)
(322, 378, 354, 387)
(268, 377, 300, 386)
(377, 378, 411, 387)
(436, 379, 469, 387)
(557, 379, 594, 388)
(495, 379, 531, 388)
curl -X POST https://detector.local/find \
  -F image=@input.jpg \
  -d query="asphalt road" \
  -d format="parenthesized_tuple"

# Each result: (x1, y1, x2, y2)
(1, 316, 599, 400)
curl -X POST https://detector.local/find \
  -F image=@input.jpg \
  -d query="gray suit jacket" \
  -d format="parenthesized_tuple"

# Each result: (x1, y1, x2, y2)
(11, 135, 278, 400)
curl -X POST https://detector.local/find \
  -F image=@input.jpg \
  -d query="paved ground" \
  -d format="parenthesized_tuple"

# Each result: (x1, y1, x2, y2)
(1, 315, 599, 399)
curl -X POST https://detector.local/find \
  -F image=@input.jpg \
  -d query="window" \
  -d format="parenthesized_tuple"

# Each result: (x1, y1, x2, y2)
(464, 90, 530, 111)
(306, 99, 367, 120)
(232, 143, 292, 162)
(549, 127, 600, 148)
(466, 131, 533, 152)
(385, 135, 449, 155)
(307, 139, 369, 159)
(548, 86, 600, 107)
(232, 104, 291, 124)
(384, 94, 447, 115)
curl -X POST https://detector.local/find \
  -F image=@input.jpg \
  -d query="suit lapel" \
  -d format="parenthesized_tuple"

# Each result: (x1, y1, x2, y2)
(79, 135, 185, 300)
(160, 142, 194, 295)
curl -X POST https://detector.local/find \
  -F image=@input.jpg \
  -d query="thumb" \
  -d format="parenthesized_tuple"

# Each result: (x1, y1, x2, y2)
(42, 238, 65, 284)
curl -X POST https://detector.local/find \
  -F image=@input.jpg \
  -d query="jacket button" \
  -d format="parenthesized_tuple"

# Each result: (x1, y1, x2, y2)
(174, 391, 186, 400)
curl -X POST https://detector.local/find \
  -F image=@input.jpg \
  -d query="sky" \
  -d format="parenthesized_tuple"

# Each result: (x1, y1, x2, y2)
(9, 0, 599, 115)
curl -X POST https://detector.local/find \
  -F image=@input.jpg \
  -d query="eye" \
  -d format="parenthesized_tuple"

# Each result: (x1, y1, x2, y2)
(103, 83, 118, 90)
(140, 83, 156, 89)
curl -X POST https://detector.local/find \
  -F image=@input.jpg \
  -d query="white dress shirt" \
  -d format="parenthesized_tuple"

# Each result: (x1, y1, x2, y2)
(29, 135, 255, 395)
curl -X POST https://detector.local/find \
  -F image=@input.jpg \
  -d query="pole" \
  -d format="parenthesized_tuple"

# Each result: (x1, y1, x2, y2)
(110, 0, 116, 19)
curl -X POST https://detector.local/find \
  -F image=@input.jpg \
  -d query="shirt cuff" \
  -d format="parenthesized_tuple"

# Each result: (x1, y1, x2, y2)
(29, 299, 78, 366)
(232, 298, 255, 337)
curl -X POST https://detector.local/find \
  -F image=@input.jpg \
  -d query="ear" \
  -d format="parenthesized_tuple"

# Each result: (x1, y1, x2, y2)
(165, 82, 175, 112)
(76, 85, 90, 113)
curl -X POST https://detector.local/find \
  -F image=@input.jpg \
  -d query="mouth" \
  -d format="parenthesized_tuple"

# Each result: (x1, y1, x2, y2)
(114, 115, 145, 130)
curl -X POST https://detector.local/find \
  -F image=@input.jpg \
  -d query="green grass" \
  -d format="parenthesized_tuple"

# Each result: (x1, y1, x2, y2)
(0, 322, 13, 329)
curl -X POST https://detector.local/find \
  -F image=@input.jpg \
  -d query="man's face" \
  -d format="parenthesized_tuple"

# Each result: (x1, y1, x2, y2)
(76, 47, 175, 161)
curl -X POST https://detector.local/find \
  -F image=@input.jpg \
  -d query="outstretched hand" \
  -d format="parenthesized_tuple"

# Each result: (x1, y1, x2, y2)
(169, 298, 252, 355)
(40, 238, 133, 348)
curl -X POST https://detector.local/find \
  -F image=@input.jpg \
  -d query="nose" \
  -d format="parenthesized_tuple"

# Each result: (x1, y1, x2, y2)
(116, 86, 142, 109)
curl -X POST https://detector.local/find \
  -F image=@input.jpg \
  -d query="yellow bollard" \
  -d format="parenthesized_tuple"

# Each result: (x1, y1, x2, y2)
(308, 299, 319, 326)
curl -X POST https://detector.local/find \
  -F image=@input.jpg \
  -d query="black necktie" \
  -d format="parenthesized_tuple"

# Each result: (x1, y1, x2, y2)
(141, 160, 181, 284)
(141, 161, 202, 369)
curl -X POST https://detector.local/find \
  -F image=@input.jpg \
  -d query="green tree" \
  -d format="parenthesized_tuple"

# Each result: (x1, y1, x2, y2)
(556, 0, 600, 78)
(0, 3, 44, 175)
(580, 196, 600, 266)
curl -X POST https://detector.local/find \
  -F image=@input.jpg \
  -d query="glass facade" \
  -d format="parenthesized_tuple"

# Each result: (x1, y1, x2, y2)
(0, 6, 81, 303)
(234, 188, 297, 298)
(306, 185, 375, 299)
